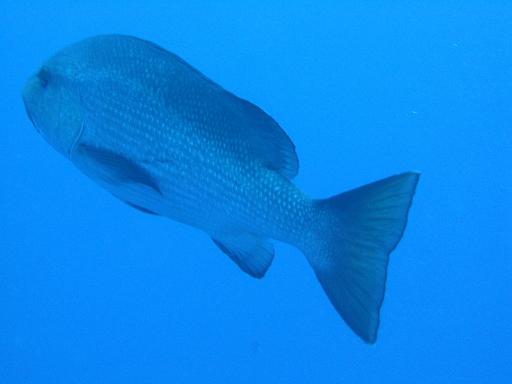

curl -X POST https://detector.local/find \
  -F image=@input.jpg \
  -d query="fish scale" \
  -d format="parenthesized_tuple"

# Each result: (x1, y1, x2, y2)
(23, 34, 419, 343)
(85, 75, 307, 242)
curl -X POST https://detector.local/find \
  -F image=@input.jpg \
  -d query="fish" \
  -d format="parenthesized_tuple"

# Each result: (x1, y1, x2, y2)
(22, 34, 419, 343)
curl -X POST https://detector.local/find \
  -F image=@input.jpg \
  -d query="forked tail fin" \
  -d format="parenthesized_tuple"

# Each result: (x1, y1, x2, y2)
(306, 172, 419, 343)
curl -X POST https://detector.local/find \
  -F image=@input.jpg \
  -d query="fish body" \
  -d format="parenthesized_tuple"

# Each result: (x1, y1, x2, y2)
(23, 35, 419, 343)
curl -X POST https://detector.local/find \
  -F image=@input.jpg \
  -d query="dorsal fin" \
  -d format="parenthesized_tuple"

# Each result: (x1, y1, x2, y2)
(226, 92, 299, 179)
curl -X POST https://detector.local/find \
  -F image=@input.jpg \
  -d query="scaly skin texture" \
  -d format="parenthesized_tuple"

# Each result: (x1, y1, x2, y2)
(35, 35, 314, 247)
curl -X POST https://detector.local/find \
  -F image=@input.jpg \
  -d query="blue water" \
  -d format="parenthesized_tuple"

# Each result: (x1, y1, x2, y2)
(1, 2, 511, 383)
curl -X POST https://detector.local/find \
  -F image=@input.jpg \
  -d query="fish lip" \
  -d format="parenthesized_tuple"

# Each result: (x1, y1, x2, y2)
(23, 99, 36, 126)
(22, 74, 41, 125)
(22, 87, 39, 131)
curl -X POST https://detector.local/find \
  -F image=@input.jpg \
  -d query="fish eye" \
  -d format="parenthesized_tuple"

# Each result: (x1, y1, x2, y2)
(37, 67, 51, 88)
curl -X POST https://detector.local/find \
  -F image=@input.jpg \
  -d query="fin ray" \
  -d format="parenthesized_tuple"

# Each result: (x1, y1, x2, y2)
(306, 172, 420, 343)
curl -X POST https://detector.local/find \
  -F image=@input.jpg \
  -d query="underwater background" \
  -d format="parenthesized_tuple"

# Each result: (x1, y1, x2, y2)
(1, 1, 510, 383)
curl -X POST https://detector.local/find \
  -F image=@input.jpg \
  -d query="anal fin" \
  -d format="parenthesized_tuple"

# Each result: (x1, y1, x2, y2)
(212, 233, 274, 278)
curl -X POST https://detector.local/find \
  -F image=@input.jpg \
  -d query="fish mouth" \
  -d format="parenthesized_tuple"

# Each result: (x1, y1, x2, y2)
(22, 74, 43, 131)
(23, 101, 35, 125)
(22, 95, 38, 134)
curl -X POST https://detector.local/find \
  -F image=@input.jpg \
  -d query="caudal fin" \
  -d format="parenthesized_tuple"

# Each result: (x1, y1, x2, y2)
(306, 172, 419, 343)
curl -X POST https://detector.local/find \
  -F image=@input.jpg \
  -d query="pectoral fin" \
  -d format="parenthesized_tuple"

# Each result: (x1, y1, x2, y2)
(73, 143, 162, 195)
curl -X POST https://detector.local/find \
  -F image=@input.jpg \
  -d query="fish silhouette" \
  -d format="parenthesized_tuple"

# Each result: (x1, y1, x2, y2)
(22, 35, 419, 343)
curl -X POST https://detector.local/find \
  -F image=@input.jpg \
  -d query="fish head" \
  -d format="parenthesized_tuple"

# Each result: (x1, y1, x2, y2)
(23, 52, 85, 158)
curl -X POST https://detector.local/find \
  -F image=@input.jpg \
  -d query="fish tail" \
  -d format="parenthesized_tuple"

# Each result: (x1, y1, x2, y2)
(304, 172, 419, 343)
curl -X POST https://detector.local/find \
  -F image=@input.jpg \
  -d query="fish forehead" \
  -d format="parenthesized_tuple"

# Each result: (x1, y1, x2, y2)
(74, 36, 212, 129)
(60, 35, 192, 87)
(72, 40, 221, 158)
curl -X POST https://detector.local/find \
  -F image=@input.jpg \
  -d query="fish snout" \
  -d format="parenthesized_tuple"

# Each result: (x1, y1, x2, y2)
(22, 74, 45, 132)
(22, 79, 35, 119)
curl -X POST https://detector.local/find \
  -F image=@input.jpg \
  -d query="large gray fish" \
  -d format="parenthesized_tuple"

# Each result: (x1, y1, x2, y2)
(22, 34, 419, 343)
